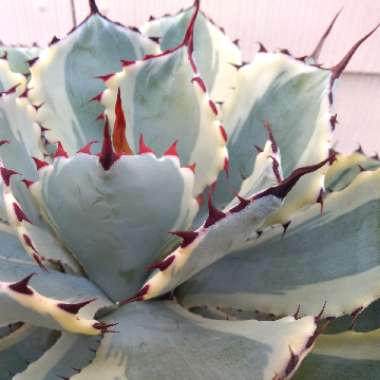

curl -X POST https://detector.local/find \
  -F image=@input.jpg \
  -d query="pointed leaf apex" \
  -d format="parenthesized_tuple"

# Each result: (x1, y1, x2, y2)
(181, 0, 200, 47)
(310, 8, 343, 61)
(77, 140, 98, 155)
(330, 23, 380, 80)
(89, 0, 99, 14)
(120, 285, 150, 305)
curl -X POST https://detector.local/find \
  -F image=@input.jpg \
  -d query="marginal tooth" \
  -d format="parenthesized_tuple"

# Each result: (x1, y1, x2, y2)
(32, 157, 49, 171)
(138, 134, 154, 155)
(310, 8, 342, 61)
(0, 167, 19, 186)
(281, 221, 291, 239)
(204, 193, 226, 228)
(170, 230, 199, 248)
(230, 196, 250, 214)
(54, 142, 69, 159)
(57, 298, 97, 315)
(48, 35, 60, 46)
(8, 273, 35, 295)
(257, 42, 268, 53)
(163, 140, 179, 157)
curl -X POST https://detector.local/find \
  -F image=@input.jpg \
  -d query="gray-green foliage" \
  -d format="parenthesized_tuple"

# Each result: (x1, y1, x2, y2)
(0, 1, 378, 379)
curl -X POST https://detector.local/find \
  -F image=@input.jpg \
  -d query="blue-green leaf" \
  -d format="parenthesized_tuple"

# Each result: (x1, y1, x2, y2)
(13, 331, 101, 380)
(0, 324, 59, 379)
(74, 300, 317, 380)
(33, 151, 198, 301)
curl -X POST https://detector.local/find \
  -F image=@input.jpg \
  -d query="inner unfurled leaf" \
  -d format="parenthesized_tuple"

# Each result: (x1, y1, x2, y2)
(33, 152, 198, 301)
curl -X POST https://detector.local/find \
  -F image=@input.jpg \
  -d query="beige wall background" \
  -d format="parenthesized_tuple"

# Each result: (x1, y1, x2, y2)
(0, 0, 379, 154)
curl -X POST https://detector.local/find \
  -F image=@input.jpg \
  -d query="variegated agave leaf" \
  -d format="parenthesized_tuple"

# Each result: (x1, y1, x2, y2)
(0, 0, 378, 379)
(0, 45, 40, 77)
(294, 298, 380, 380)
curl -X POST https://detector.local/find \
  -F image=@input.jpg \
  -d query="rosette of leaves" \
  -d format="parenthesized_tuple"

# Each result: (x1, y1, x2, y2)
(0, 1, 378, 379)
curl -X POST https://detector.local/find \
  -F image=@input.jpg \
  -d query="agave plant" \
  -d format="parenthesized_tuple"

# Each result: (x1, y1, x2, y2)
(0, 0, 379, 379)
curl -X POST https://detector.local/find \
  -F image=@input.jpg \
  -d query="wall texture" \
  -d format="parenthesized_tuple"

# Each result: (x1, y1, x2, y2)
(0, 0, 378, 153)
